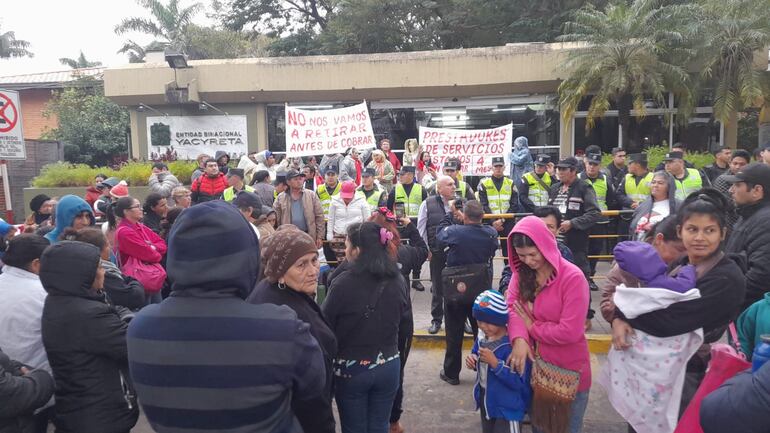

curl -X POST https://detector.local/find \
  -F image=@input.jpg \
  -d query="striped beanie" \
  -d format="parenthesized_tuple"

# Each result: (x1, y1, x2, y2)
(166, 200, 260, 298)
(473, 290, 508, 327)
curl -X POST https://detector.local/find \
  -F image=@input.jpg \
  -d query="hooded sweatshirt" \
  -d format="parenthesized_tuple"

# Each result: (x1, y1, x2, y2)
(509, 136, 534, 181)
(44, 195, 95, 244)
(254, 150, 278, 179)
(127, 201, 325, 433)
(614, 241, 696, 293)
(505, 216, 591, 392)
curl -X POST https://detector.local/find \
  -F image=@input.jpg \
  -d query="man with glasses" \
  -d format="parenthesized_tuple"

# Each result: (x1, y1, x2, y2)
(549, 157, 601, 329)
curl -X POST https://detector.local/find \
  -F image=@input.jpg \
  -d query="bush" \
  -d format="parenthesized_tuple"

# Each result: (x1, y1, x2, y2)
(31, 161, 199, 188)
(601, 146, 714, 169)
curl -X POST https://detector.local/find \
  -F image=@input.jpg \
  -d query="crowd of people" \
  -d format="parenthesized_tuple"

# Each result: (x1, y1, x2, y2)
(1, 138, 770, 433)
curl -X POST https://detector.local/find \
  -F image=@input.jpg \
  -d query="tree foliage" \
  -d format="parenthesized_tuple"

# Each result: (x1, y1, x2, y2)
(42, 80, 130, 167)
(0, 25, 32, 59)
(59, 51, 103, 69)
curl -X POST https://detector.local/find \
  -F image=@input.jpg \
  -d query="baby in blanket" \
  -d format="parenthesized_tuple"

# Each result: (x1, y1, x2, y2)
(613, 241, 696, 293)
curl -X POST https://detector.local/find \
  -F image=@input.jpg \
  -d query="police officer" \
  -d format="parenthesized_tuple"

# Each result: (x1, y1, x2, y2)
(518, 154, 553, 212)
(388, 165, 428, 291)
(478, 156, 520, 258)
(549, 157, 601, 325)
(617, 153, 654, 209)
(316, 164, 342, 218)
(578, 153, 616, 291)
(356, 167, 388, 210)
(663, 151, 704, 200)
(442, 160, 476, 201)
(604, 147, 628, 190)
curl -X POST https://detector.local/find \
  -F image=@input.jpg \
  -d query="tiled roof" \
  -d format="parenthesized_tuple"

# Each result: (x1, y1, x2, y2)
(0, 67, 104, 89)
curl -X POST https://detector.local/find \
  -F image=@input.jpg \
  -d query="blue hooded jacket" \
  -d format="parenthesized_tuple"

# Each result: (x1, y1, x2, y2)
(471, 337, 532, 422)
(44, 195, 95, 244)
(509, 136, 534, 182)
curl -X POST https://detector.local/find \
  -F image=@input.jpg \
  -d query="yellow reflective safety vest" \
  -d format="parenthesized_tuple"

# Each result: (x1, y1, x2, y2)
(673, 168, 703, 201)
(222, 185, 255, 202)
(624, 172, 654, 203)
(394, 183, 423, 217)
(481, 176, 514, 214)
(357, 186, 383, 208)
(317, 182, 341, 216)
(455, 180, 469, 198)
(581, 173, 609, 211)
(523, 172, 552, 207)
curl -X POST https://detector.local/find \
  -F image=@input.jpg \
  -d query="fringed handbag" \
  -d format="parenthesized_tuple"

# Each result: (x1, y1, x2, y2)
(530, 349, 580, 433)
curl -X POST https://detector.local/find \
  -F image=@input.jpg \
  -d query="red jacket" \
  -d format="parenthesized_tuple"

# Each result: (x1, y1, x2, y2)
(191, 173, 227, 203)
(115, 219, 167, 265)
(85, 187, 102, 214)
(386, 151, 401, 173)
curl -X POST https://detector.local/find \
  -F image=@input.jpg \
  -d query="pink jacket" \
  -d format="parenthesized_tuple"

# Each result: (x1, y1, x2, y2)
(506, 216, 591, 391)
(115, 219, 167, 265)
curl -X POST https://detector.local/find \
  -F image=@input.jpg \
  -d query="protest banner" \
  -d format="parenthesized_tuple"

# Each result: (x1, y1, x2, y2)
(146, 115, 248, 160)
(418, 124, 513, 176)
(285, 102, 376, 158)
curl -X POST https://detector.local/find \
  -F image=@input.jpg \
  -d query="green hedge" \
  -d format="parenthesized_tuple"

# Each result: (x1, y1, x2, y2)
(600, 146, 714, 169)
(31, 161, 199, 188)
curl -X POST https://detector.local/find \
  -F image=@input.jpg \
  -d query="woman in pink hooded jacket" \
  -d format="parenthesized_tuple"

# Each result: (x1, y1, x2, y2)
(506, 216, 591, 433)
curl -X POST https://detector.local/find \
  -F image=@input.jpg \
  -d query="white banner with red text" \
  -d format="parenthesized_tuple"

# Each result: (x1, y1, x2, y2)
(285, 102, 376, 158)
(418, 124, 512, 176)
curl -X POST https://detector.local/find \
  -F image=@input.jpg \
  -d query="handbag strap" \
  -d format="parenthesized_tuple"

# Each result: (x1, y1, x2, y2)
(728, 322, 745, 358)
(338, 281, 387, 344)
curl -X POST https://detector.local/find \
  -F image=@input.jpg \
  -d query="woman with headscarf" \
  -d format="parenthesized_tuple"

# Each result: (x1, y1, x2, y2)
(510, 136, 534, 182)
(367, 150, 395, 193)
(247, 226, 337, 433)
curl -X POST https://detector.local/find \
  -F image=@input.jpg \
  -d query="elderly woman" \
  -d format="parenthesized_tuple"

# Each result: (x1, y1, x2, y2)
(247, 227, 337, 433)
(507, 216, 591, 433)
(610, 189, 745, 425)
(170, 186, 192, 209)
(367, 150, 395, 193)
(629, 171, 681, 240)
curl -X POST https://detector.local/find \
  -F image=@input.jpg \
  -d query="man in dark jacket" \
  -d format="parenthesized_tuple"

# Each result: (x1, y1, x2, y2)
(723, 162, 770, 311)
(435, 200, 498, 385)
(700, 360, 770, 433)
(214, 150, 230, 176)
(0, 348, 54, 433)
(128, 201, 325, 433)
(40, 241, 138, 433)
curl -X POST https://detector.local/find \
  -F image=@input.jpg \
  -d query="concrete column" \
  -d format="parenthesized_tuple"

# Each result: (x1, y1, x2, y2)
(760, 106, 770, 148)
(255, 104, 268, 152)
(129, 110, 141, 158)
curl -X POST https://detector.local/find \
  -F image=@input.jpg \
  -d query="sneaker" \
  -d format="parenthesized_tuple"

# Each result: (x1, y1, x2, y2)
(439, 370, 460, 385)
(464, 320, 473, 335)
(428, 322, 441, 334)
(412, 280, 425, 292)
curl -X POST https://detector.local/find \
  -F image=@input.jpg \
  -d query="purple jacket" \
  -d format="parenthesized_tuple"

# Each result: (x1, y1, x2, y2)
(613, 241, 696, 293)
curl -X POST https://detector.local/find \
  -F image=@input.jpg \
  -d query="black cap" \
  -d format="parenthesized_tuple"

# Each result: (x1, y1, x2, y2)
(232, 191, 263, 209)
(273, 173, 287, 186)
(555, 157, 579, 169)
(535, 154, 551, 166)
(722, 163, 770, 191)
(663, 151, 684, 161)
(628, 153, 647, 164)
(491, 156, 505, 166)
(585, 153, 602, 165)
(443, 160, 459, 170)
(362, 167, 375, 177)
(399, 166, 416, 174)
(325, 164, 338, 174)
(227, 168, 245, 179)
(286, 169, 304, 180)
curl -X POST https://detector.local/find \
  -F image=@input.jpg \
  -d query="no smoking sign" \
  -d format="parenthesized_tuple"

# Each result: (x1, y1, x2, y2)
(0, 89, 26, 160)
(0, 93, 19, 133)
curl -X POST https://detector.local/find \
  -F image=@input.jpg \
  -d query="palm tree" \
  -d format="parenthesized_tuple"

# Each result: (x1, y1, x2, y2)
(698, 0, 770, 124)
(115, 0, 204, 60)
(0, 25, 33, 59)
(557, 0, 698, 151)
(59, 51, 103, 69)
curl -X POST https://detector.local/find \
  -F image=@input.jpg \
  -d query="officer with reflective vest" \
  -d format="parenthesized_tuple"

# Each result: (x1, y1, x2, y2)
(663, 151, 704, 200)
(388, 166, 427, 218)
(617, 153, 654, 209)
(356, 167, 388, 210)
(518, 154, 553, 212)
(579, 153, 618, 292)
(478, 156, 521, 259)
(442, 160, 476, 201)
(316, 164, 342, 218)
(221, 168, 256, 202)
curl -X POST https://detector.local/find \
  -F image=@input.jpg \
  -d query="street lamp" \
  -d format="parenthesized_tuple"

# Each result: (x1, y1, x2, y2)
(164, 49, 189, 69)
(198, 101, 229, 116)
(137, 103, 168, 116)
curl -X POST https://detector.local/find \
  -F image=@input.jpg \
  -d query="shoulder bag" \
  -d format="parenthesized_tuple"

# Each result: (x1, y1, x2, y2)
(116, 226, 167, 293)
(441, 263, 490, 304)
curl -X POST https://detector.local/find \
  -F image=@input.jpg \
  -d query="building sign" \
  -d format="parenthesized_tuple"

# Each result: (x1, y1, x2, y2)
(285, 102, 376, 158)
(418, 124, 513, 176)
(0, 90, 26, 160)
(146, 115, 248, 160)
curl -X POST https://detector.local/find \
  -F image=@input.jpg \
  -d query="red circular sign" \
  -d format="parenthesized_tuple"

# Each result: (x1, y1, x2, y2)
(0, 93, 19, 133)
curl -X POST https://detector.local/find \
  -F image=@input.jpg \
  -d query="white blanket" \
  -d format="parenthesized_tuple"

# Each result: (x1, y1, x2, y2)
(599, 284, 704, 433)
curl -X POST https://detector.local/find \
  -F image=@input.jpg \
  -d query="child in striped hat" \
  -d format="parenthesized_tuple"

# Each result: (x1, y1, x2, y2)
(466, 290, 532, 433)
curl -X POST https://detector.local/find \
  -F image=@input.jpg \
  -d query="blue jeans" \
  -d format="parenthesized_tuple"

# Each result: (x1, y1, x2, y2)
(335, 359, 400, 433)
(532, 390, 590, 433)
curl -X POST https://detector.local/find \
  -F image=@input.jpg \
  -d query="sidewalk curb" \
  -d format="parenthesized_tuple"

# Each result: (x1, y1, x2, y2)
(412, 331, 612, 354)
